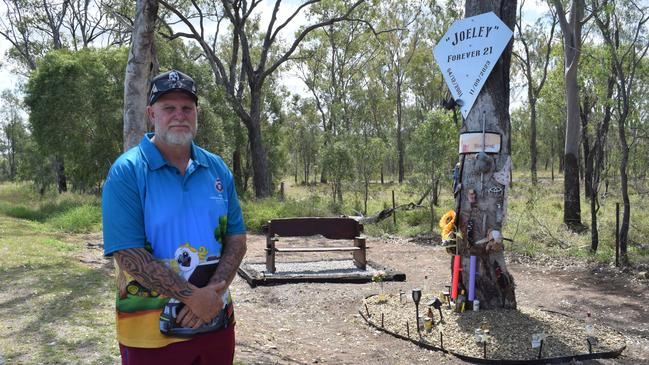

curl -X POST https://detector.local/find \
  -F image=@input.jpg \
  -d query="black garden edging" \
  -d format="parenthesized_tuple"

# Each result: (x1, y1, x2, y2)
(359, 298, 625, 364)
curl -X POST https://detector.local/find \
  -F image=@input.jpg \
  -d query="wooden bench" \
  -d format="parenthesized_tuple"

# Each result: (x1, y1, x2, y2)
(263, 217, 367, 273)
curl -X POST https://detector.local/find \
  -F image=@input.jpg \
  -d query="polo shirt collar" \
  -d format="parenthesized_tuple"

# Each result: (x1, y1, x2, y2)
(191, 142, 210, 167)
(140, 133, 210, 170)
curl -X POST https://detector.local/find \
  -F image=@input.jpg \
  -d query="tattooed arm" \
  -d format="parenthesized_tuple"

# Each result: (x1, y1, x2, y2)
(209, 234, 247, 288)
(176, 234, 246, 328)
(113, 247, 222, 325)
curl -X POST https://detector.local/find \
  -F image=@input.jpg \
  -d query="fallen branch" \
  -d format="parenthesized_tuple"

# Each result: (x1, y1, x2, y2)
(347, 202, 427, 224)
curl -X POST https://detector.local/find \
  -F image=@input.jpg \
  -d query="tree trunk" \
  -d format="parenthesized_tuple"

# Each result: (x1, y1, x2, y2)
(55, 156, 67, 193)
(618, 120, 630, 266)
(530, 104, 538, 185)
(122, 0, 158, 151)
(457, 0, 517, 310)
(247, 90, 271, 198)
(364, 179, 369, 215)
(396, 78, 405, 184)
(247, 118, 270, 198)
(589, 75, 614, 252)
(590, 191, 599, 252)
(553, 0, 584, 230)
(232, 147, 243, 193)
(563, 72, 582, 229)
(580, 100, 593, 199)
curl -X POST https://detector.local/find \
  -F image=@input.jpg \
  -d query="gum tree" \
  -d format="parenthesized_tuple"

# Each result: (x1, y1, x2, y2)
(456, 0, 518, 310)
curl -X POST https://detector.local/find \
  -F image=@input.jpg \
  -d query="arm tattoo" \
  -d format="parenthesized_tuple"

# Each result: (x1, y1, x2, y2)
(114, 247, 194, 301)
(210, 234, 247, 286)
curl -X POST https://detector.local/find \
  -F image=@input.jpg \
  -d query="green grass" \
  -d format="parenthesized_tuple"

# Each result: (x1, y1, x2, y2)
(506, 170, 649, 266)
(271, 172, 649, 267)
(0, 183, 101, 233)
(0, 213, 118, 364)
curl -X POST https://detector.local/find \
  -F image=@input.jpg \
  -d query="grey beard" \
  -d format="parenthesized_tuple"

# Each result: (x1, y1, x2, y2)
(156, 124, 195, 147)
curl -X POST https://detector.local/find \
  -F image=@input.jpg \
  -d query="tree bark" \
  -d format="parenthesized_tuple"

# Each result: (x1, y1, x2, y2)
(232, 147, 243, 193)
(396, 78, 405, 183)
(246, 89, 271, 198)
(55, 156, 67, 193)
(456, 0, 517, 310)
(580, 98, 593, 199)
(122, 0, 158, 151)
(553, 0, 584, 230)
(530, 105, 538, 185)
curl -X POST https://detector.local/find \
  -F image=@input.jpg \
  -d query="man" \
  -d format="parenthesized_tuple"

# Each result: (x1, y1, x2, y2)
(102, 69, 247, 364)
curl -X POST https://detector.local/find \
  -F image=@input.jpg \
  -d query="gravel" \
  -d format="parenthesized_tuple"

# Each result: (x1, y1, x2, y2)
(362, 293, 627, 361)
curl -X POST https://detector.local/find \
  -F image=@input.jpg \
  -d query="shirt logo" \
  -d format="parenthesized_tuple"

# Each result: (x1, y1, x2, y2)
(215, 178, 223, 193)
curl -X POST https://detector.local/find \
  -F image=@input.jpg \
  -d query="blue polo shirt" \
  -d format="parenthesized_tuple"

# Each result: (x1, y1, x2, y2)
(102, 133, 245, 348)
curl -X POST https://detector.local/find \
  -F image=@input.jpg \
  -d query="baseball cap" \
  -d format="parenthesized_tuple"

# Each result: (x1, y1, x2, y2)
(148, 69, 198, 105)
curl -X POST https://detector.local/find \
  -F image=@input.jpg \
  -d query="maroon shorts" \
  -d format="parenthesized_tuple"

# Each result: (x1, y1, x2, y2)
(119, 325, 235, 365)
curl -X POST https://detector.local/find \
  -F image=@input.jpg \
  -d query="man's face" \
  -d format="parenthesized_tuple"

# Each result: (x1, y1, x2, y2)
(147, 91, 198, 147)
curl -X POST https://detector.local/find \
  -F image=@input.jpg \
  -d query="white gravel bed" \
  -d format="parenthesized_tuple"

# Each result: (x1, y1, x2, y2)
(363, 293, 626, 361)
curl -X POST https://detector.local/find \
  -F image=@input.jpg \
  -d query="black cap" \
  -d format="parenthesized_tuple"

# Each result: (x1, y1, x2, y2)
(148, 70, 198, 105)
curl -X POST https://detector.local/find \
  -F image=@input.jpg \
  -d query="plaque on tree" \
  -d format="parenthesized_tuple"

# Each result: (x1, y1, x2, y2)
(433, 12, 513, 118)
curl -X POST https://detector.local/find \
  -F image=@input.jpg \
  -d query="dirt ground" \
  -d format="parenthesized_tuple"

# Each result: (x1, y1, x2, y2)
(232, 234, 649, 365)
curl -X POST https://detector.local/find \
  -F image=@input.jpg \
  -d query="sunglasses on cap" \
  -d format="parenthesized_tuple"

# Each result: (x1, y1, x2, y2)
(148, 70, 198, 105)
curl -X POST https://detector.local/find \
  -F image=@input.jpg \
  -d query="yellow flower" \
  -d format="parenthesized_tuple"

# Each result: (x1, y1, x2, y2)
(372, 270, 386, 283)
(439, 210, 456, 241)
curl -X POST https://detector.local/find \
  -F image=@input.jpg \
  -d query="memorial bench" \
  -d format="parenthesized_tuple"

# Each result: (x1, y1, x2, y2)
(263, 217, 367, 273)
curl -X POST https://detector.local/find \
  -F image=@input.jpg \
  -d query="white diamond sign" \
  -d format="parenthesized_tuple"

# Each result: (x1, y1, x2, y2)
(433, 12, 513, 118)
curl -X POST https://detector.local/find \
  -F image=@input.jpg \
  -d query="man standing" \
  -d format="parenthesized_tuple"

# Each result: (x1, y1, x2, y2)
(102, 69, 247, 364)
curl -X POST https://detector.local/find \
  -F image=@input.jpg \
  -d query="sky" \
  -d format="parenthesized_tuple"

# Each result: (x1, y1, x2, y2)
(0, 0, 551, 102)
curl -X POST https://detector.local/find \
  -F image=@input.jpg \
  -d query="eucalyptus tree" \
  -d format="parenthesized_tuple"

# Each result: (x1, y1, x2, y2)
(408, 110, 455, 218)
(157, 0, 365, 198)
(376, 0, 429, 184)
(294, 13, 377, 184)
(577, 44, 616, 253)
(456, 0, 517, 310)
(0, 0, 131, 73)
(358, 64, 395, 184)
(322, 138, 354, 206)
(536, 57, 567, 180)
(551, 0, 590, 230)
(123, 0, 157, 151)
(66, 0, 132, 49)
(284, 96, 321, 185)
(592, 0, 649, 266)
(0, 90, 27, 181)
(513, 0, 556, 185)
(0, 0, 131, 191)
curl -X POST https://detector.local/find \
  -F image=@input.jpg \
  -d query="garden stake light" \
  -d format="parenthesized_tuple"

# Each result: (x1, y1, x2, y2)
(412, 288, 422, 334)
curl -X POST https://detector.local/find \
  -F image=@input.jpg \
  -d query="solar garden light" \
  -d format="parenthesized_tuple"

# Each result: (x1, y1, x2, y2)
(432, 297, 444, 322)
(412, 288, 422, 332)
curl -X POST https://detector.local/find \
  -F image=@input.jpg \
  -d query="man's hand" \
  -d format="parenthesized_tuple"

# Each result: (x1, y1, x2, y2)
(177, 280, 228, 328)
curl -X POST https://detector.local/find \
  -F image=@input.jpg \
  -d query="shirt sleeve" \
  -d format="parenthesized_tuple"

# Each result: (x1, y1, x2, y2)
(225, 169, 246, 236)
(102, 159, 146, 256)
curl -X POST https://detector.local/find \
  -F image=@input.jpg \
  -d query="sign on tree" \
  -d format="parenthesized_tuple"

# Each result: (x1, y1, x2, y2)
(433, 12, 513, 118)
